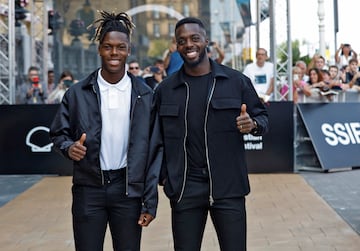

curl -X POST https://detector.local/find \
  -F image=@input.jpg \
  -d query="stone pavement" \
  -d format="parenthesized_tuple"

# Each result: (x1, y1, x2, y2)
(0, 175, 43, 207)
(301, 168, 360, 235)
(0, 173, 360, 251)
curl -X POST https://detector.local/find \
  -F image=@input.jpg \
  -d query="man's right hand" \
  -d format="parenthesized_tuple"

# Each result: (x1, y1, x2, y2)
(68, 133, 87, 161)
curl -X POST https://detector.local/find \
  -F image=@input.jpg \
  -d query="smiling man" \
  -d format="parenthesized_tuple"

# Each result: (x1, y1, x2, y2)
(155, 17, 269, 251)
(50, 11, 162, 251)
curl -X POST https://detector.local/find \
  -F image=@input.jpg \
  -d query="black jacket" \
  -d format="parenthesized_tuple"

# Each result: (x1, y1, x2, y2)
(50, 70, 163, 217)
(156, 60, 269, 203)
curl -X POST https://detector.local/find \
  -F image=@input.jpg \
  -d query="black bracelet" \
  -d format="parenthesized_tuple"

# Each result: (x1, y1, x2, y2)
(251, 119, 259, 134)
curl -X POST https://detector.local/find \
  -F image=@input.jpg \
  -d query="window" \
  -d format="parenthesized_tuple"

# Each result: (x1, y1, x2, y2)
(153, 23, 160, 38)
(183, 3, 190, 17)
(168, 23, 175, 37)
(153, 10, 160, 19)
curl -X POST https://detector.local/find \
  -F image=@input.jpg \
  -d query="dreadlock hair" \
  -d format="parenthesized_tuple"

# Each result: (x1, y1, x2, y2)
(89, 10, 135, 43)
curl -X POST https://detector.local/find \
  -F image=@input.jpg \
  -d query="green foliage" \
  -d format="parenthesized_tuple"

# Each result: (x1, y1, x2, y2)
(299, 54, 312, 66)
(148, 39, 169, 59)
(277, 40, 302, 65)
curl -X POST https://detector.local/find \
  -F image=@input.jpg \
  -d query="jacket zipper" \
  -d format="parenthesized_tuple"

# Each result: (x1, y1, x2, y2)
(92, 84, 106, 186)
(204, 78, 216, 206)
(125, 94, 140, 196)
(177, 82, 190, 203)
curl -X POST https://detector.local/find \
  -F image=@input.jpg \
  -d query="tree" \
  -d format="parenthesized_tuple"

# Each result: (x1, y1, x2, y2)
(147, 39, 169, 59)
(277, 39, 301, 66)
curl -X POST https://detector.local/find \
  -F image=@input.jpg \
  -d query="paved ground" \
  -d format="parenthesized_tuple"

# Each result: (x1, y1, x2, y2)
(300, 168, 360, 235)
(0, 170, 359, 251)
(0, 175, 43, 207)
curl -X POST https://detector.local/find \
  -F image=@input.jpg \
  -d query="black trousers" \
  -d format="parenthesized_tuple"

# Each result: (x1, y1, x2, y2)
(72, 169, 142, 251)
(171, 168, 247, 251)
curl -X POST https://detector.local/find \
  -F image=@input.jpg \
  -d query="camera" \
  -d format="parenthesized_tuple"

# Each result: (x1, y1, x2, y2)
(31, 76, 40, 88)
(150, 66, 160, 73)
(209, 41, 215, 46)
(63, 79, 73, 88)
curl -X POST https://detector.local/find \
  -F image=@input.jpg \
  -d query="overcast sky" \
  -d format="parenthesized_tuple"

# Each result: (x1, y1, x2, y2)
(291, 0, 359, 54)
(248, 0, 358, 62)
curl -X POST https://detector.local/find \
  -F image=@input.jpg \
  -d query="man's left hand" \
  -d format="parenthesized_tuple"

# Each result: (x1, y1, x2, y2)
(138, 213, 154, 227)
(236, 104, 256, 134)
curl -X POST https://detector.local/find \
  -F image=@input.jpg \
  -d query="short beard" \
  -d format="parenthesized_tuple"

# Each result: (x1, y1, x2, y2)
(180, 48, 207, 68)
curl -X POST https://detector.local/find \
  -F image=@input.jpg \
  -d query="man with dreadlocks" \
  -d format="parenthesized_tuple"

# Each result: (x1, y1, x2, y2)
(50, 10, 163, 251)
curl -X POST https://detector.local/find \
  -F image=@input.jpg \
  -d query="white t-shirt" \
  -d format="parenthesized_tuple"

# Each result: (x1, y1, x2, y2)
(97, 69, 131, 171)
(338, 54, 353, 69)
(243, 61, 274, 95)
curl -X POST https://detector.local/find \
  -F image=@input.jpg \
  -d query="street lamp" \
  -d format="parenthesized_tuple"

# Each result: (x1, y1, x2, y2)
(15, 0, 28, 27)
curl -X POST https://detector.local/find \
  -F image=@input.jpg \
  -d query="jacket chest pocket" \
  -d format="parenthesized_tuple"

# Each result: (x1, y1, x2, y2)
(159, 104, 182, 138)
(210, 98, 242, 132)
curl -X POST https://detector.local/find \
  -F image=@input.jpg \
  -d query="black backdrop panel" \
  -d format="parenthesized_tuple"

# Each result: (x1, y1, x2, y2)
(0, 105, 72, 175)
(0, 102, 294, 175)
(245, 101, 294, 173)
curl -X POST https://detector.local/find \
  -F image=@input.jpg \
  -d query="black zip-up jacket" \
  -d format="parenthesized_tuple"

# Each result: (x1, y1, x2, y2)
(50, 70, 163, 217)
(156, 60, 269, 203)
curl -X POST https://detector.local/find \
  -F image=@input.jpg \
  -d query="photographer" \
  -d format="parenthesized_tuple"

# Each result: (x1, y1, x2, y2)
(207, 41, 225, 64)
(16, 66, 47, 104)
(144, 59, 166, 89)
(335, 43, 357, 69)
(47, 70, 75, 104)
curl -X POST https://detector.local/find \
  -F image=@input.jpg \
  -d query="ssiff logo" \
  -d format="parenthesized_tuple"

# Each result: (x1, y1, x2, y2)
(26, 126, 54, 152)
(322, 122, 360, 146)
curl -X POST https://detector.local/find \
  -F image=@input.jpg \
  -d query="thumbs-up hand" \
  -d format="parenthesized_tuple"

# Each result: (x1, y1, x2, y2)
(79, 133, 86, 145)
(236, 104, 256, 133)
(68, 133, 87, 161)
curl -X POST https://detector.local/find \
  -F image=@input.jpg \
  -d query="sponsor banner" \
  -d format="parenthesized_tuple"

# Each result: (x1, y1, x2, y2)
(297, 103, 360, 170)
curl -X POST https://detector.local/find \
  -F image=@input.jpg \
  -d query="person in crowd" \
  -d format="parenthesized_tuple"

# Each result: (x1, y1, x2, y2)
(155, 17, 269, 251)
(308, 68, 327, 89)
(307, 67, 336, 101)
(321, 69, 331, 84)
(49, 10, 162, 251)
(163, 36, 184, 76)
(144, 59, 166, 90)
(46, 70, 75, 104)
(328, 65, 343, 91)
(316, 55, 327, 70)
(344, 58, 360, 90)
(335, 43, 357, 69)
(47, 69, 56, 96)
(295, 60, 309, 82)
(16, 66, 47, 104)
(127, 59, 145, 82)
(308, 54, 328, 74)
(280, 66, 311, 103)
(320, 69, 338, 99)
(243, 48, 274, 101)
(207, 41, 225, 64)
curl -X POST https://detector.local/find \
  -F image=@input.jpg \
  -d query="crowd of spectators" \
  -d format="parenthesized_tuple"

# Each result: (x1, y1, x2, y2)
(15, 41, 360, 105)
(267, 43, 360, 103)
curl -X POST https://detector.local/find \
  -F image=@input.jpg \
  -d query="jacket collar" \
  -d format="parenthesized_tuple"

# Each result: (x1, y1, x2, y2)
(171, 59, 229, 89)
(82, 68, 151, 96)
